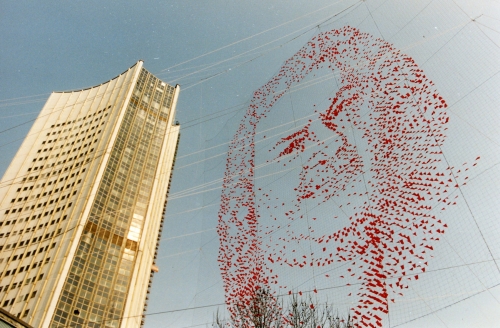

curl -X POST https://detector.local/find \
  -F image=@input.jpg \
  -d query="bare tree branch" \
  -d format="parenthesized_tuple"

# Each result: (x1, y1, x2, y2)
(214, 289, 354, 328)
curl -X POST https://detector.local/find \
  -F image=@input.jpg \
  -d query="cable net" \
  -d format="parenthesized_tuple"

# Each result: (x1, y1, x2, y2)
(217, 26, 496, 327)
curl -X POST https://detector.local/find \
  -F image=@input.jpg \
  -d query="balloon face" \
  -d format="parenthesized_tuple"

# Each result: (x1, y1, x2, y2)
(218, 26, 478, 327)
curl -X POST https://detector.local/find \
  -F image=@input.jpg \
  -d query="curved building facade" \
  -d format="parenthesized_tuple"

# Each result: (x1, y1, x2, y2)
(0, 61, 180, 328)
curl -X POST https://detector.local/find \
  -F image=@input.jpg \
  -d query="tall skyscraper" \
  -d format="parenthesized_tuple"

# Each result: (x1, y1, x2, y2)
(0, 61, 180, 328)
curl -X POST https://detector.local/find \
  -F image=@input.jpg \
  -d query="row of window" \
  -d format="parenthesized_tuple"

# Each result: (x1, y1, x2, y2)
(34, 139, 98, 163)
(9, 247, 53, 275)
(11, 189, 77, 210)
(0, 215, 68, 240)
(44, 108, 109, 144)
(24, 163, 86, 183)
(2, 203, 73, 228)
(19, 182, 80, 202)
(46, 116, 105, 138)
(36, 191, 75, 207)
(4, 257, 51, 277)
(52, 107, 108, 133)
(1, 226, 63, 251)
(30, 146, 96, 173)
(12, 188, 77, 207)
(38, 122, 104, 158)
(3, 290, 37, 307)
(16, 185, 34, 192)
(46, 118, 102, 136)
(33, 144, 96, 165)
(42, 124, 103, 147)
(14, 168, 86, 196)
(6, 181, 79, 214)
(49, 106, 110, 130)
(0, 273, 44, 293)
(21, 156, 90, 183)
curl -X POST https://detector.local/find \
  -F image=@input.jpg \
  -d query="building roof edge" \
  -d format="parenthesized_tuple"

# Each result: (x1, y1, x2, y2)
(52, 61, 143, 94)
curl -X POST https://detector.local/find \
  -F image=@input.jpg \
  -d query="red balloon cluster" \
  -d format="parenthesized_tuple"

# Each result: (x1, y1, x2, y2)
(218, 26, 478, 327)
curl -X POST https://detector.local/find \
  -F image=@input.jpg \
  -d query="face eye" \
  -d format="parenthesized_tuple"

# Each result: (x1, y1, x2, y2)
(270, 124, 317, 161)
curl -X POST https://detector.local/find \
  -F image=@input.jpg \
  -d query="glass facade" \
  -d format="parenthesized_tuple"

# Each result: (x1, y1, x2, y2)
(50, 69, 175, 328)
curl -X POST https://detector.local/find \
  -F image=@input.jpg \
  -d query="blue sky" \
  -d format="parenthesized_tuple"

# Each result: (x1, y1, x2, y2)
(1, 1, 500, 327)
